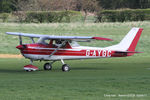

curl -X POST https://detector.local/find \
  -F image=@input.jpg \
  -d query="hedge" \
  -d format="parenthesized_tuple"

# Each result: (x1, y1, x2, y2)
(96, 9, 150, 22)
(0, 13, 9, 22)
(25, 11, 82, 23)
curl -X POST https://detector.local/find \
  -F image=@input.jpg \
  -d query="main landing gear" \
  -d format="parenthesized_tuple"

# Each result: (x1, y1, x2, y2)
(61, 59, 70, 72)
(43, 59, 70, 72)
(24, 59, 70, 72)
(43, 61, 55, 70)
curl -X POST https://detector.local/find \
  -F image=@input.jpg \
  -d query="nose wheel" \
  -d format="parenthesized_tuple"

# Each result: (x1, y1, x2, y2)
(24, 60, 38, 72)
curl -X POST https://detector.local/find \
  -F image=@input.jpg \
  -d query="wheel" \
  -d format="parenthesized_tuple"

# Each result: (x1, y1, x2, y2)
(26, 70, 32, 72)
(62, 64, 70, 72)
(44, 63, 52, 70)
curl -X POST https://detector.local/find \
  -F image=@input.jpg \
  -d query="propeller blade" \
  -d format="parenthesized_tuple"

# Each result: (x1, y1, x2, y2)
(19, 35, 22, 45)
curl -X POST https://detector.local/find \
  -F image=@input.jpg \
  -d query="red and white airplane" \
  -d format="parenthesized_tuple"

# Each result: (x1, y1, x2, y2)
(6, 27, 143, 72)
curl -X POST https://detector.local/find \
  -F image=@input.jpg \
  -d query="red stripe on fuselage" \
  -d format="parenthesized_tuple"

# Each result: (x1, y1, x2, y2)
(20, 43, 84, 56)
(21, 49, 86, 56)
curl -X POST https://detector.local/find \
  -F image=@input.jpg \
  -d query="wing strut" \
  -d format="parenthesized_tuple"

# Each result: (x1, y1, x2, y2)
(30, 37, 35, 43)
(49, 41, 67, 57)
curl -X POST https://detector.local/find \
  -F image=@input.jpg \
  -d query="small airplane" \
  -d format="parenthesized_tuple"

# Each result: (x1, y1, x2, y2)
(6, 27, 143, 72)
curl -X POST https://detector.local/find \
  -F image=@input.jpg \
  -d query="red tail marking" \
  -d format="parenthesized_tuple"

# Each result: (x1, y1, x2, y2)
(128, 28, 143, 51)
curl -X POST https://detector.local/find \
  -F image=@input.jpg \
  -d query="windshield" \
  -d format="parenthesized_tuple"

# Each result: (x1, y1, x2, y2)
(37, 37, 49, 45)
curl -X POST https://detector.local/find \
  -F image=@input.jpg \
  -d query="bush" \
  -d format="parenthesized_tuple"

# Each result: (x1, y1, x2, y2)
(25, 11, 82, 23)
(13, 11, 26, 23)
(96, 9, 150, 22)
(0, 13, 9, 22)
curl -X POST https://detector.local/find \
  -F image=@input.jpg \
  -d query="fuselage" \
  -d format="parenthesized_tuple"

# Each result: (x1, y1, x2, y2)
(17, 43, 128, 61)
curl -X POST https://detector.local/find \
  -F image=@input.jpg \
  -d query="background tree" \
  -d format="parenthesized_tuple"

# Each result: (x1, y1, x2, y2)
(97, 0, 150, 9)
(75, 0, 100, 22)
(0, 0, 150, 13)
(45, 0, 76, 11)
(11, 0, 76, 11)
(0, 0, 14, 12)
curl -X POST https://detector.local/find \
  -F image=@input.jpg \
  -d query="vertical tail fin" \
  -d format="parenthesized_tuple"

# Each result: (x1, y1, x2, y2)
(127, 28, 143, 51)
(106, 27, 143, 51)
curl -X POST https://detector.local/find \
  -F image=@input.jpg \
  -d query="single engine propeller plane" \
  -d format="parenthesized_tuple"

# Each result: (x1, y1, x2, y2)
(6, 27, 143, 72)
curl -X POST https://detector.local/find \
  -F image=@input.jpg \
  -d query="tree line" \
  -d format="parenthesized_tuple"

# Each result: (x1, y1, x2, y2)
(0, 0, 150, 13)
(98, 0, 150, 9)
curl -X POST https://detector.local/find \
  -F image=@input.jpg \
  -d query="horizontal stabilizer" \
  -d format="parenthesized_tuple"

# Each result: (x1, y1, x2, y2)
(113, 51, 144, 57)
(115, 51, 144, 53)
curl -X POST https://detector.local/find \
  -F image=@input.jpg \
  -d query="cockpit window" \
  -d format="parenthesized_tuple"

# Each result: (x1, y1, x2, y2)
(37, 37, 50, 45)
(37, 37, 80, 47)
(43, 39, 49, 45)
(70, 41, 80, 47)
(53, 40, 65, 47)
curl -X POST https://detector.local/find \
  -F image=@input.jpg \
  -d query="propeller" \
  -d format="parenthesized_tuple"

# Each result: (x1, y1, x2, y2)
(19, 35, 22, 45)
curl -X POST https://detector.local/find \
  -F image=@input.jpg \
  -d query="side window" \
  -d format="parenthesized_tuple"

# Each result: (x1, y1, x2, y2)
(52, 40, 66, 48)
(43, 39, 50, 45)
(70, 41, 80, 47)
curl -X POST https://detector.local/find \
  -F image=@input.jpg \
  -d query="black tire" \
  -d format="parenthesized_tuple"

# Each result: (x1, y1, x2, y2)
(44, 63, 52, 70)
(26, 70, 32, 72)
(62, 64, 70, 72)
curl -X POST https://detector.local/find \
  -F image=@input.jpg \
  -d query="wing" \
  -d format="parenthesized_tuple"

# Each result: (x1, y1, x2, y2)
(6, 32, 43, 38)
(6, 32, 112, 41)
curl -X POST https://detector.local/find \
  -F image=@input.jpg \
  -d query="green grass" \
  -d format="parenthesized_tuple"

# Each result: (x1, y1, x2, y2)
(0, 22, 150, 100)
(0, 57, 150, 100)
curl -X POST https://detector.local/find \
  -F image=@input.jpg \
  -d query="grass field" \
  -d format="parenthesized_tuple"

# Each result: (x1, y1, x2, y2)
(0, 22, 150, 100)
(0, 57, 150, 100)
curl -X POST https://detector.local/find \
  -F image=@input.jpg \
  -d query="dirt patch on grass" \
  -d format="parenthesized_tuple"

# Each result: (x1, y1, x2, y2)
(0, 54, 23, 58)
